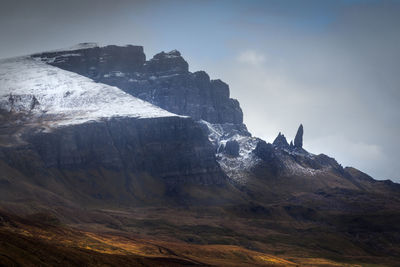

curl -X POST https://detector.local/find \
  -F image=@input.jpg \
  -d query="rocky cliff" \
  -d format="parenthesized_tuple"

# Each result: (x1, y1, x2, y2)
(33, 44, 244, 125)
(0, 55, 230, 207)
(23, 117, 224, 185)
(0, 116, 228, 206)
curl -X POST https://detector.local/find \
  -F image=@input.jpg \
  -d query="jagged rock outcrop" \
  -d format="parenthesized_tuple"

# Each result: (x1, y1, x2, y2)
(251, 124, 350, 178)
(273, 132, 289, 149)
(224, 140, 240, 157)
(294, 124, 303, 148)
(36, 44, 146, 74)
(33, 44, 243, 125)
(144, 50, 188, 74)
(254, 141, 275, 162)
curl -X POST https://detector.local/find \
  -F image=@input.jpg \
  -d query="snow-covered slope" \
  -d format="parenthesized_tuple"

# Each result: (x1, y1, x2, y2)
(200, 121, 260, 183)
(0, 57, 179, 127)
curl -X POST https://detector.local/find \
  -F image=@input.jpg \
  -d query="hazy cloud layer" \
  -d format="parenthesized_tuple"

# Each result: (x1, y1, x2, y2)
(1, 0, 399, 181)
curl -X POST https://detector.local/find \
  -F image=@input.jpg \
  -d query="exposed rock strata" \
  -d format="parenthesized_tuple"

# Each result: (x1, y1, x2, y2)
(33, 45, 243, 125)
(2, 117, 227, 189)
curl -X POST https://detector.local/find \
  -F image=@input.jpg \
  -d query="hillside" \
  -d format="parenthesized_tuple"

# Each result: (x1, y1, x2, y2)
(1, 44, 400, 266)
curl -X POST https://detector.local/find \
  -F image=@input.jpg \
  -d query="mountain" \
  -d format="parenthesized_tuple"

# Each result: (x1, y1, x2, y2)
(0, 55, 236, 208)
(32, 43, 243, 125)
(1, 43, 400, 266)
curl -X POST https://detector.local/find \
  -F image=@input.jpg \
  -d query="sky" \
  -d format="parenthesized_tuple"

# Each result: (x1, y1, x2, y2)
(1, 0, 399, 181)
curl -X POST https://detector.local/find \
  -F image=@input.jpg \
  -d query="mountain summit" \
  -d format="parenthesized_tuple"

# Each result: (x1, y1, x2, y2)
(32, 43, 244, 125)
(1, 44, 400, 266)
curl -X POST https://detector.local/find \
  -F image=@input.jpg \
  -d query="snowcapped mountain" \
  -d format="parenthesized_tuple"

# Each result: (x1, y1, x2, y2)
(1, 43, 397, 190)
(1, 44, 400, 265)
(1, 43, 396, 190)
(0, 49, 231, 206)
(32, 43, 243, 125)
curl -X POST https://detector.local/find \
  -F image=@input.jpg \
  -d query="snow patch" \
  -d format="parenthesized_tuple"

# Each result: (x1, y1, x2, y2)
(282, 157, 321, 177)
(103, 71, 126, 78)
(200, 121, 260, 183)
(0, 57, 180, 128)
(44, 42, 100, 53)
(37, 53, 82, 64)
(114, 71, 125, 77)
(217, 134, 261, 183)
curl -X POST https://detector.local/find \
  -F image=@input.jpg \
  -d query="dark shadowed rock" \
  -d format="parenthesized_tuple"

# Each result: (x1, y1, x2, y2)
(2, 117, 227, 189)
(145, 50, 189, 74)
(294, 124, 303, 148)
(273, 132, 289, 149)
(224, 140, 240, 157)
(254, 140, 275, 161)
(217, 144, 225, 153)
(33, 45, 146, 77)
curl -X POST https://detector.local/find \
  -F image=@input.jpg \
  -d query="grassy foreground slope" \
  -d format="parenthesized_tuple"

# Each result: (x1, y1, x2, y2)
(0, 210, 387, 267)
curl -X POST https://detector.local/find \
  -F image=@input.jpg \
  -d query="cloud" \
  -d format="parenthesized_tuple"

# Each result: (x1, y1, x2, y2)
(236, 50, 265, 66)
(307, 134, 385, 164)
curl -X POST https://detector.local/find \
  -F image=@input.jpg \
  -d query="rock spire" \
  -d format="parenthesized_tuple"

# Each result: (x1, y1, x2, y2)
(294, 124, 303, 148)
(273, 132, 289, 149)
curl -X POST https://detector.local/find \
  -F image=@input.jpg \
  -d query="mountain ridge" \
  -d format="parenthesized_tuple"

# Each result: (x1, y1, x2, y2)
(32, 43, 244, 125)
(29, 43, 396, 185)
(1, 43, 400, 266)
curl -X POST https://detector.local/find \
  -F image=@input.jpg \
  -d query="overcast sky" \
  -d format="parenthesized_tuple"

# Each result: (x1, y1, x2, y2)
(1, 0, 399, 181)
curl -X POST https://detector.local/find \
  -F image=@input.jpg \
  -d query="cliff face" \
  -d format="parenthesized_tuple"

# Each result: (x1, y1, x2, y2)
(36, 44, 146, 74)
(23, 117, 224, 185)
(0, 55, 230, 207)
(33, 45, 243, 125)
(0, 116, 229, 207)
